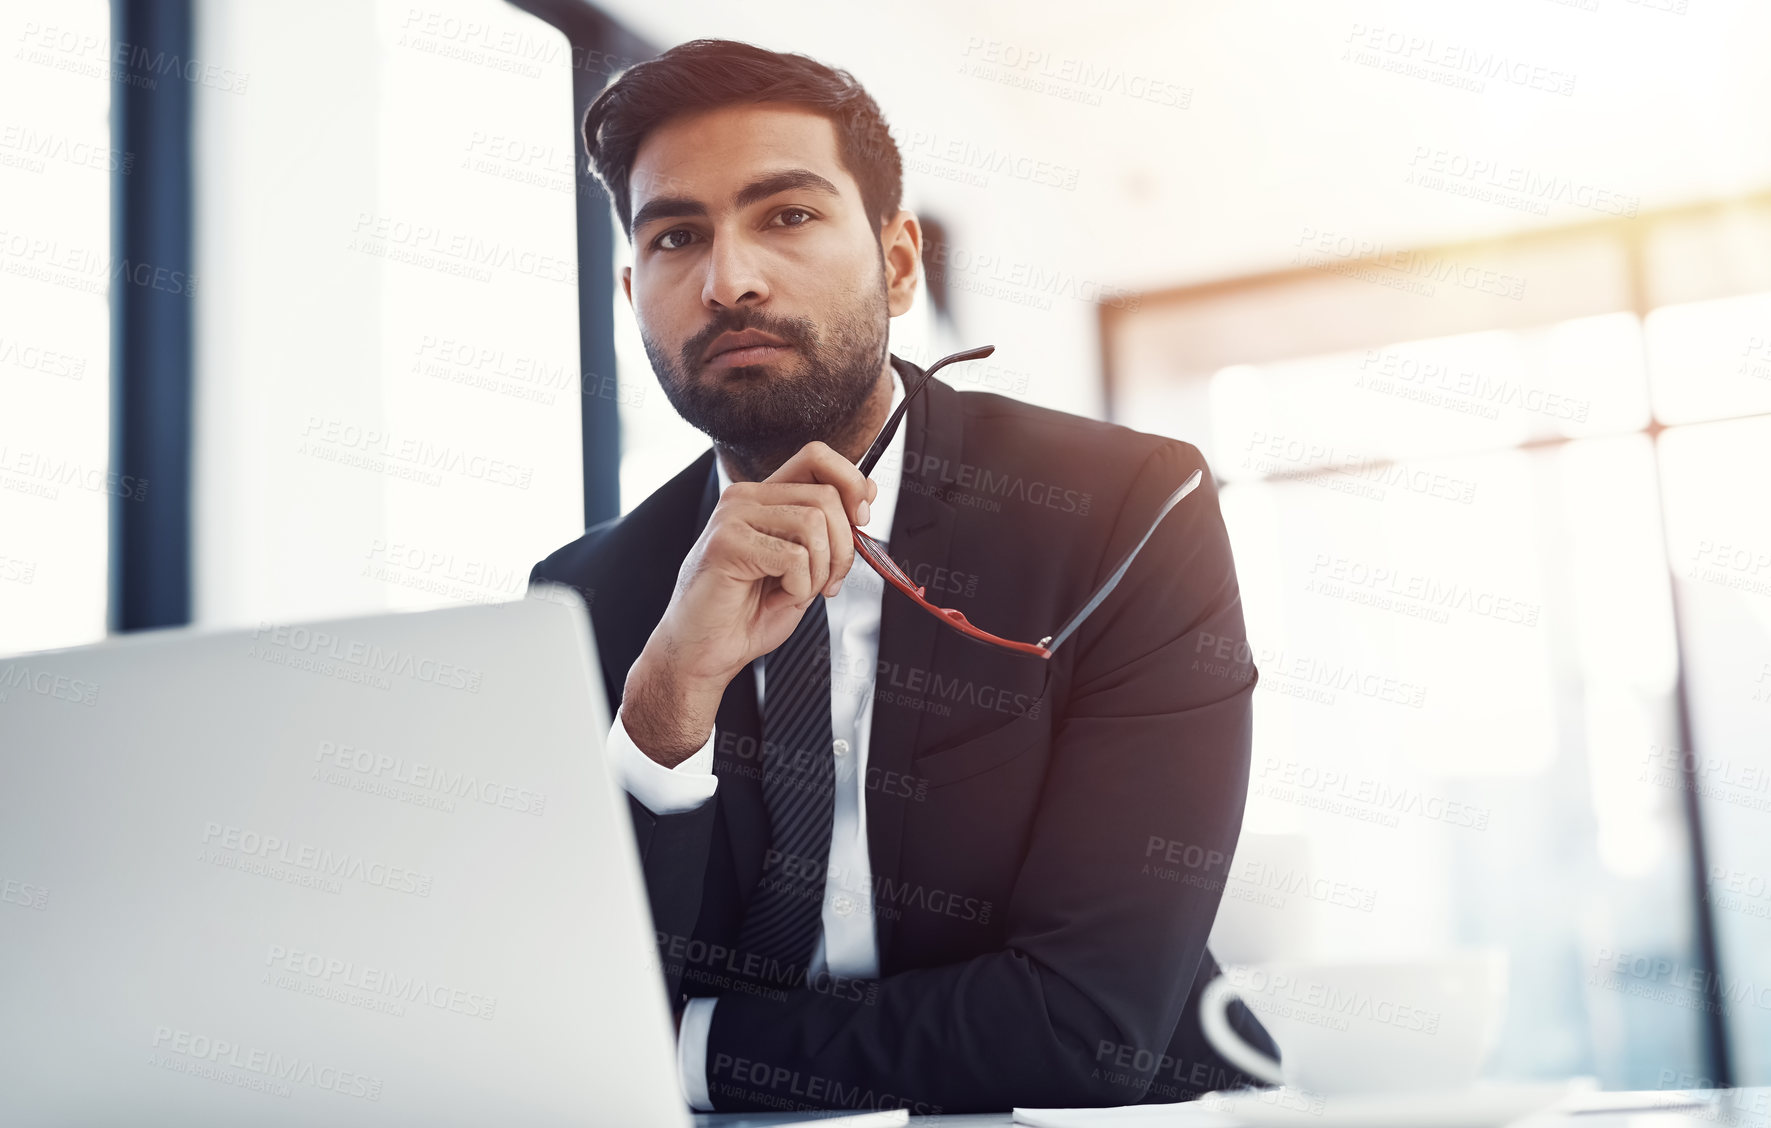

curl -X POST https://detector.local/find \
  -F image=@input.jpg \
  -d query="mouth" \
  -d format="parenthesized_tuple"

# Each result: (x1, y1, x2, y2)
(705, 343, 794, 370)
(703, 329, 793, 370)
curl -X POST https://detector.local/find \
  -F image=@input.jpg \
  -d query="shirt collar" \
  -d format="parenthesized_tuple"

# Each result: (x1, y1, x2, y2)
(713, 362, 906, 545)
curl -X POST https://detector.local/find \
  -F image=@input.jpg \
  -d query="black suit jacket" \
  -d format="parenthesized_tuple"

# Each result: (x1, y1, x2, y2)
(530, 356, 1277, 1114)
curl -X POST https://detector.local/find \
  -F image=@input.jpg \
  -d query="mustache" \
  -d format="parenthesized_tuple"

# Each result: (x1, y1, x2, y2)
(682, 311, 815, 367)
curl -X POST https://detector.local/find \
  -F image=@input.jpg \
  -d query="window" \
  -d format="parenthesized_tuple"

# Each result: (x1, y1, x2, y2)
(1106, 196, 1771, 1087)
(190, 0, 585, 629)
(0, 0, 115, 655)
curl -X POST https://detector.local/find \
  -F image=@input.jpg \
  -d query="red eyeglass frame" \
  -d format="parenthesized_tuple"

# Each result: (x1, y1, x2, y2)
(850, 346, 1204, 660)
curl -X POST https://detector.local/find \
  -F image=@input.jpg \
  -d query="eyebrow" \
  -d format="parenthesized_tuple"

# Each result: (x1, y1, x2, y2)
(630, 168, 843, 237)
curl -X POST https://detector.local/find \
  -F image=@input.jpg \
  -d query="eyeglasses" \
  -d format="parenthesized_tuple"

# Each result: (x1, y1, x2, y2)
(850, 345, 1204, 659)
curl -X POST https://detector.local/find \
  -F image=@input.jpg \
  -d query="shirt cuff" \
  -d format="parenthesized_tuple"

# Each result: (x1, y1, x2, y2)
(606, 705, 718, 815)
(678, 996, 717, 1112)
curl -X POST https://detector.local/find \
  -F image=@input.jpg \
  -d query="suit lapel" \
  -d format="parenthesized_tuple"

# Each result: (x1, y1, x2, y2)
(866, 355, 960, 967)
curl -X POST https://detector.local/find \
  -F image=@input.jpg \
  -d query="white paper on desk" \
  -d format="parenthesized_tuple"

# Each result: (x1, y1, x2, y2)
(693, 1108, 911, 1127)
(1557, 1088, 1715, 1114)
(1013, 1102, 1241, 1128)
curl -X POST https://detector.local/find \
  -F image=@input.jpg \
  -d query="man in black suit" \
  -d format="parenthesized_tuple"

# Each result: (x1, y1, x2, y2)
(530, 38, 1276, 1116)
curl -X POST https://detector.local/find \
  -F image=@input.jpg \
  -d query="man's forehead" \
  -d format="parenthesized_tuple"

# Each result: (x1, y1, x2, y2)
(629, 103, 854, 209)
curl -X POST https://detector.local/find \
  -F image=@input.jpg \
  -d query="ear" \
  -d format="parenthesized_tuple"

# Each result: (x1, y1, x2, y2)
(879, 210, 922, 318)
(620, 264, 633, 308)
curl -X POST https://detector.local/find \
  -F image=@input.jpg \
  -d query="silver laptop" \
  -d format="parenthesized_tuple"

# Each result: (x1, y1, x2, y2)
(0, 589, 694, 1126)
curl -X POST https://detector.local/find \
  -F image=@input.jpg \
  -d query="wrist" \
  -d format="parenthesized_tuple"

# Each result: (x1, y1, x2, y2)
(623, 644, 726, 768)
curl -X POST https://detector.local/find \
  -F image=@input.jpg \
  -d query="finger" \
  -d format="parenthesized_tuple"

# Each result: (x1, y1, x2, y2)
(743, 505, 831, 602)
(764, 440, 872, 526)
(735, 484, 857, 595)
(744, 527, 814, 602)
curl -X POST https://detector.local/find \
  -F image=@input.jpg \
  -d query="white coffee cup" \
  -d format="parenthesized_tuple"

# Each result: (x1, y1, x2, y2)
(1199, 951, 1507, 1095)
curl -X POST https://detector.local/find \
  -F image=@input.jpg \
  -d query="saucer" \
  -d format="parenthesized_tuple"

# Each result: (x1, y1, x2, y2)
(1194, 1078, 1588, 1128)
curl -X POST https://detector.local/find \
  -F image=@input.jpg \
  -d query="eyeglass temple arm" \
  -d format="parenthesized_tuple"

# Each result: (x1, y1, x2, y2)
(857, 345, 996, 477)
(1039, 468, 1205, 657)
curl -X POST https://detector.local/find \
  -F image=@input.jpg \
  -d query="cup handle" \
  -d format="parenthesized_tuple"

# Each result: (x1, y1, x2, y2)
(1199, 977, 1284, 1086)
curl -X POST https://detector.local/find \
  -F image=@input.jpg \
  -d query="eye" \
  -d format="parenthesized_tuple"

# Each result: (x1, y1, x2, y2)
(772, 207, 815, 228)
(652, 227, 698, 252)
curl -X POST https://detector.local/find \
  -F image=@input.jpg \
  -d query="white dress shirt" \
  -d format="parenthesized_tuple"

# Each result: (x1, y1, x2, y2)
(602, 367, 907, 1112)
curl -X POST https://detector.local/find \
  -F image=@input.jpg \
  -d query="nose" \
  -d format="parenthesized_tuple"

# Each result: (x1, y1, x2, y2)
(700, 229, 771, 310)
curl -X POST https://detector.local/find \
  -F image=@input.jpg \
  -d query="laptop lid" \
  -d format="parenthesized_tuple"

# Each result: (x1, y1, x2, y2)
(0, 590, 690, 1127)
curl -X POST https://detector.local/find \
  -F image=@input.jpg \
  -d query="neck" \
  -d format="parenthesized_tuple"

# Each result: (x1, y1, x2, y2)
(716, 357, 898, 483)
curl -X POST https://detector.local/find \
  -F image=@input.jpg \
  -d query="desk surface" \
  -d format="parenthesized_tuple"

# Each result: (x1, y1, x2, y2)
(700, 1086, 1771, 1127)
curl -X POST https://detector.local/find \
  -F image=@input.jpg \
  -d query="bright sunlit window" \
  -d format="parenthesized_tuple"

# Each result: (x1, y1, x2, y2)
(0, 0, 115, 656)
(190, 0, 584, 629)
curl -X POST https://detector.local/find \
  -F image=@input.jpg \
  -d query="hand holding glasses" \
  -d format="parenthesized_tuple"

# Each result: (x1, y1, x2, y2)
(850, 345, 1204, 659)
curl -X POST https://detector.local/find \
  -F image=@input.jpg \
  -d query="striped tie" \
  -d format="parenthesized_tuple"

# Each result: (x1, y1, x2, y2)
(734, 594, 835, 988)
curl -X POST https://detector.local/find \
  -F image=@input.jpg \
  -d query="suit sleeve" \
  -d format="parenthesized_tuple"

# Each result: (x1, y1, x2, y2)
(700, 440, 1259, 1114)
(612, 712, 722, 1002)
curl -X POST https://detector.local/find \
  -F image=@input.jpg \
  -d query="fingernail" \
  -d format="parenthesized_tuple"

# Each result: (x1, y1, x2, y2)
(858, 499, 871, 526)
(830, 578, 843, 597)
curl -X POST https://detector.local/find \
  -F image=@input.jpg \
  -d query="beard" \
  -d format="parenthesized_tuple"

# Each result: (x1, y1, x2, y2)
(640, 269, 890, 481)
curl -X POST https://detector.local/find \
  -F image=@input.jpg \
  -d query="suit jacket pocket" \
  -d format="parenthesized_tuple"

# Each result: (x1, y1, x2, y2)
(911, 696, 1050, 789)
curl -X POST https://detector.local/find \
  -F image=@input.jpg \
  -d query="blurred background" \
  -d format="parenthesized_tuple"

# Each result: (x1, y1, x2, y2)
(5, 0, 1769, 1094)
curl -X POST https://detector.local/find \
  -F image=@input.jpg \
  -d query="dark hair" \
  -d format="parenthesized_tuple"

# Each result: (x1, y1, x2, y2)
(581, 39, 903, 243)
